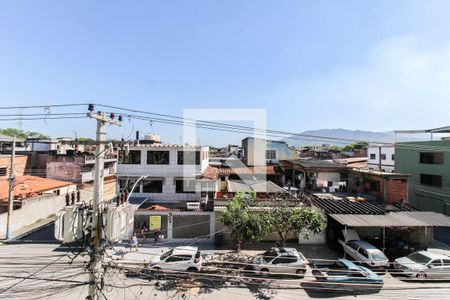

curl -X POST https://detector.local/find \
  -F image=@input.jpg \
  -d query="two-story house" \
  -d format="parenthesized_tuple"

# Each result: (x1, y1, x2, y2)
(367, 144, 395, 173)
(117, 139, 209, 203)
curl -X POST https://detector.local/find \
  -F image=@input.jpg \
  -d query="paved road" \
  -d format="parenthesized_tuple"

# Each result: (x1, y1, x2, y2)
(2, 243, 450, 299)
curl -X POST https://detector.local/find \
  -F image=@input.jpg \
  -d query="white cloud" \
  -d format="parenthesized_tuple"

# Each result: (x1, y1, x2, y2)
(276, 35, 450, 131)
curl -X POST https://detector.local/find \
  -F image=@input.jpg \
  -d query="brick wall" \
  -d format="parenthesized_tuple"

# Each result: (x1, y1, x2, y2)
(0, 155, 30, 178)
(385, 179, 408, 204)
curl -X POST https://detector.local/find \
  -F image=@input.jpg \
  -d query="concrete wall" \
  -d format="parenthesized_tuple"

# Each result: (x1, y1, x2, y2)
(134, 210, 215, 241)
(118, 146, 209, 201)
(242, 137, 297, 166)
(368, 145, 395, 172)
(0, 186, 94, 238)
(396, 140, 450, 214)
(0, 155, 30, 178)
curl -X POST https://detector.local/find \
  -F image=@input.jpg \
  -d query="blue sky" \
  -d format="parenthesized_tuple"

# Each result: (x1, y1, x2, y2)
(1, 1, 450, 145)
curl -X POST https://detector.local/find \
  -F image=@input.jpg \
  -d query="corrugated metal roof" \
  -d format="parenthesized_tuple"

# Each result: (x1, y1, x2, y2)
(312, 197, 386, 214)
(330, 212, 450, 227)
(400, 212, 450, 227)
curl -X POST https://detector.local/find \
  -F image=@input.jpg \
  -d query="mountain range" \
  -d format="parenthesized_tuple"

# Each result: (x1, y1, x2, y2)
(283, 128, 433, 147)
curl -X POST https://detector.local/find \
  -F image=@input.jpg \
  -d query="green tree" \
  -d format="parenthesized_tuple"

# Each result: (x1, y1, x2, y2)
(342, 140, 369, 152)
(265, 201, 326, 246)
(0, 128, 49, 139)
(220, 192, 272, 251)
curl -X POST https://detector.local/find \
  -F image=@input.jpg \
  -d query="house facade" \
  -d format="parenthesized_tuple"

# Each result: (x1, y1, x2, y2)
(242, 137, 297, 166)
(395, 140, 450, 215)
(367, 144, 395, 173)
(117, 143, 210, 203)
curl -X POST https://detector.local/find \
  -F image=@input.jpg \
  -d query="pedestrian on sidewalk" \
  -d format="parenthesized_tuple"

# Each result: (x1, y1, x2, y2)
(140, 224, 148, 244)
(129, 233, 138, 252)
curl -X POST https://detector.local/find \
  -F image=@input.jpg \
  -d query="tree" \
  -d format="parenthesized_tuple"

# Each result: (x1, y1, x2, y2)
(220, 192, 272, 251)
(0, 128, 49, 139)
(342, 140, 369, 152)
(265, 201, 326, 246)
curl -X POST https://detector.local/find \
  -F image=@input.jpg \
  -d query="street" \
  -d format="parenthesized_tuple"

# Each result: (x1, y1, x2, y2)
(2, 242, 450, 300)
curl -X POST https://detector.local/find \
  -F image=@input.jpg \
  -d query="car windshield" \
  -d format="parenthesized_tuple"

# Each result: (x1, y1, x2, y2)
(370, 250, 387, 261)
(407, 252, 431, 264)
(263, 249, 278, 260)
(160, 249, 173, 260)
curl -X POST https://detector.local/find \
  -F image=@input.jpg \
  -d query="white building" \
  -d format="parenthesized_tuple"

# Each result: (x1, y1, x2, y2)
(117, 140, 210, 202)
(367, 144, 395, 173)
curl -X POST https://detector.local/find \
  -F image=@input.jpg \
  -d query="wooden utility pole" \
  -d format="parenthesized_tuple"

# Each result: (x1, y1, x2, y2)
(6, 136, 16, 240)
(87, 108, 121, 300)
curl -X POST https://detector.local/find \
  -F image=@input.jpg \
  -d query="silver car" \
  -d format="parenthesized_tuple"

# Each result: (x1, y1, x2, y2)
(394, 251, 450, 280)
(248, 247, 308, 277)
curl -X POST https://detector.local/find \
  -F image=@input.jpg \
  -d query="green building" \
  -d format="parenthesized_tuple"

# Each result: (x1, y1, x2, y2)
(395, 140, 450, 215)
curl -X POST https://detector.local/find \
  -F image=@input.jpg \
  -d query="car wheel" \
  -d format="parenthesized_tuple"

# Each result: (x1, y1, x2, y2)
(416, 272, 426, 280)
(296, 269, 306, 278)
(187, 267, 198, 273)
(260, 268, 270, 276)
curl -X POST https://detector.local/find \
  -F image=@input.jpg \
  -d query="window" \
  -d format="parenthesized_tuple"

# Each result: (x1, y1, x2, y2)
(272, 256, 297, 264)
(266, 150, 276, 160)
(120, 150, 141, 164)
(429, 260, 442, 267)
(370, 154, 376, 160)
(220, 176, 226, 182)
(119, 179, 137, 191)
(391, 154, 395, 161)
(358, 248, 368, 259)
(420, 152, 444, 164)
(420, 174, 442, 188)
(381, 154, 386, 160)
(177, 151, 200, 165)
(175, 179, 196, 193)
(442, 259, 450, 266)
(165, 255, 191, 262)
(348, 242, 359, 251)
(142, 180, 163, 193)
(147, 151, 170, 165)
(0, 166, 6, 176)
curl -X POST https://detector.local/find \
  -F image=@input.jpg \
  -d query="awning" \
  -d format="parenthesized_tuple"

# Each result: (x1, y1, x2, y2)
(329, 211, 450, 227)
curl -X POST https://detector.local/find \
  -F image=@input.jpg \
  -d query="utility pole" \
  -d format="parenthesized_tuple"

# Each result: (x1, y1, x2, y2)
(87, 107, 121, 300)
(378, 146, 382, 171)
(6, 136, 15, 240)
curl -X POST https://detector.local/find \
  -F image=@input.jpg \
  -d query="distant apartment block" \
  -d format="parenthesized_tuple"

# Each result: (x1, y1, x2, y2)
(368, 144, 395, 173)
(241, 137, 297, 166)
(395, 140, 450, 214)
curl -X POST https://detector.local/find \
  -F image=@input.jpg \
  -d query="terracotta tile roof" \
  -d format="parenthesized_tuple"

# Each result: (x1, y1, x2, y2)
(0, 175, 73, 202)
(203, 165, 278, 179)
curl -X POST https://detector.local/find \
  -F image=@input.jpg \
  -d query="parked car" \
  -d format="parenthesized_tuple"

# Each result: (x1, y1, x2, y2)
(339, 229, 389, 269)
(148, 246, 202, 272)
(306, 259, 383, 292)
(394, 250, 450, 279)
(247, 247, 308, 277)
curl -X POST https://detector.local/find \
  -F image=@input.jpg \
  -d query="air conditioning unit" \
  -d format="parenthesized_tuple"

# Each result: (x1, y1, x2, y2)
(186, 202, 200, 210)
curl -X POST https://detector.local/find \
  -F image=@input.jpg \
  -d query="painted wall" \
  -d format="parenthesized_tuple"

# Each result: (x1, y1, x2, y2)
(368, 145, 395, 173)
(395, 140, 450, 214)
(242, 137, 297, 166)
(0, 185, 91, 238)
(117, 145, 209, 201)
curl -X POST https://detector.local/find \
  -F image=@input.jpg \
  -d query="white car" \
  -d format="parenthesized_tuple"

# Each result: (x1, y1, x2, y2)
(339, 229, 389, 269)
(394, 251, 450, 279)
(148, 246, 202, 272)
(248, 247, 309, 277)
